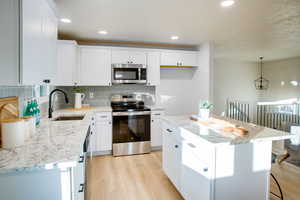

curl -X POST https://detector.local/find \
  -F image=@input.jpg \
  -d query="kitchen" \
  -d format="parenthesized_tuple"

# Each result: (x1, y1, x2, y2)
(0, 0, 300, 200)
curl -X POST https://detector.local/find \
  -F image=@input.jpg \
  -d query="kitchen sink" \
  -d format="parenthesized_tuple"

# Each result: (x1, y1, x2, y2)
(52, 116, 85, 121)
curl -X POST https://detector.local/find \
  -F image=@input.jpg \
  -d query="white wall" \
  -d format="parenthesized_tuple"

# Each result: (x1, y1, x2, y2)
(259, 57, 300, 102)
(213, 59, 258, 115)
(156, 43, 213, 115)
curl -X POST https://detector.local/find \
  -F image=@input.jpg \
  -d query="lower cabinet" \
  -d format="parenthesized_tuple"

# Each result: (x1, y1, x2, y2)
(92, 112, 113, 154)
(151, 110, 164, 148)
(181, 141, 211, 200)
(162, 122, 211, 200)
(162, 126, 182, 192)
(0, 155, 86, 200)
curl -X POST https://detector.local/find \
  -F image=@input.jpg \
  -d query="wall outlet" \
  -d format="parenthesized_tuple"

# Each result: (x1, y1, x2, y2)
(89, 92, 94, 99)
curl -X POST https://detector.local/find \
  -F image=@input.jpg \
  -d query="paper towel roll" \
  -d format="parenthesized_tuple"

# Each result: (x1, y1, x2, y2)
(1, 118, 25, 149)
(22, 116, 35, 139)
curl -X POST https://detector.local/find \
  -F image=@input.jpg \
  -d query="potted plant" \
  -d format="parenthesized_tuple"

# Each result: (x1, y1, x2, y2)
(72, 84, 86, 109)
(199, 101, 213, 120)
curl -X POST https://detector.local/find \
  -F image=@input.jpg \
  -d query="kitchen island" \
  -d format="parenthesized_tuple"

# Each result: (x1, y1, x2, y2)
(161, 115, 293, 200)
(0, 107, 111, 200)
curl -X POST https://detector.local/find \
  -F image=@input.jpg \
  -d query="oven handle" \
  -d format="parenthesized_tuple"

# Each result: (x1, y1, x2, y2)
(113, 111, 151, 116)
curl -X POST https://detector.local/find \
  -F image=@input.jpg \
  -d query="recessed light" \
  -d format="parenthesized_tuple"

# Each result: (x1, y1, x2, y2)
(171, 36, 179, 40)
(221, 0, 235, 7)
(98, 30, 108, 35)
(60, 18, 72, 23)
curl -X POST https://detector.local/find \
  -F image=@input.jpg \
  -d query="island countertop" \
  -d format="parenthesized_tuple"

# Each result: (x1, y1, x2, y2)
(162, 115, 294, 146)
(0, 106, 111, 174)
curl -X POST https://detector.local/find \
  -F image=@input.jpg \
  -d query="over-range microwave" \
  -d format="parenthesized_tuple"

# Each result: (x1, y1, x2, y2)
(111, 64, 147, 84)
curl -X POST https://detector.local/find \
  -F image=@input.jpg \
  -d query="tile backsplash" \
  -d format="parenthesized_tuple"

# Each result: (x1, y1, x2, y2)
(57, 85, 156, 108)
(0, 86, 49, 117)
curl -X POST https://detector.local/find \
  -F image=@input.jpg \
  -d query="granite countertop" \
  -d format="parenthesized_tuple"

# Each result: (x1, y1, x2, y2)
(0, 106, 111, 174)
(162, 115, 294, 146)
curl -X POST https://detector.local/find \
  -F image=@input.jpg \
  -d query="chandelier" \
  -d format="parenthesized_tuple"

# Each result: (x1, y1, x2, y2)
(254, 57, 269, 90)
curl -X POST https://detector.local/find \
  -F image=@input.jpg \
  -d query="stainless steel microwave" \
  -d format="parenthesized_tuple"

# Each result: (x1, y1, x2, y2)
(111, 64, 147, 84)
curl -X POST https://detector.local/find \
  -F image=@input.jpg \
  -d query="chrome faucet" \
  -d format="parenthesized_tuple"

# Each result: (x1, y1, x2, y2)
(48, 89, 69, 118)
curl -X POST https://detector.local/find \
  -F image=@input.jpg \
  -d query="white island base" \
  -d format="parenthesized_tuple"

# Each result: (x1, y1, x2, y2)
(162, 116, 292, 200)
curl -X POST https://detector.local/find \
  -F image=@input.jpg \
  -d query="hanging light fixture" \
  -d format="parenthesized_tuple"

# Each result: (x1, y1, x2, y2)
(254, 56, 269, 90)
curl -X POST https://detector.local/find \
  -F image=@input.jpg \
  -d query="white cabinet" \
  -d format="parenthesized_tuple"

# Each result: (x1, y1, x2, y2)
(56, 40, 77, 86)
(181, 141, 211, 200)
(151, 110, 164, 147)
(112, 50, 147, 65)
(162, 126, 182, 192)
(94, 112, 112, 153)
(78, 47, 111, 86)
(161, 51, 198, 67)
(147, 52, 160, 86)
(0, 0, 20, 85)
(72, 155, 86, 200)
(22, 0, 57, 85)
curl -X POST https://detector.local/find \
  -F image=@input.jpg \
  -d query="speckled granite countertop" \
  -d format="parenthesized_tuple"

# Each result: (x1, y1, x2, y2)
(162, 115, 294, 146)
(0, 107, 112, 174)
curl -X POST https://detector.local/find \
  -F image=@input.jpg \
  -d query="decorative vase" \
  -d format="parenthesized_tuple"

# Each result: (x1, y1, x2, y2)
(199, 109, 210, 120)
(74, 93, 86, 109)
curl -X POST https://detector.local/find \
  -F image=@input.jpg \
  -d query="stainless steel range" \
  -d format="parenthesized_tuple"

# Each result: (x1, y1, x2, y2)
(111, 94, 151, 156)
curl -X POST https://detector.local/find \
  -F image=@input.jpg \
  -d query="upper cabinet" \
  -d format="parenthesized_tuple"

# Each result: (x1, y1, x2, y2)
(22, 0, 58, 85)
(0, 0, 57, 85)
(161, 51, 198, 67)
(56, 40, 78, 86)
(0, 0, 20, 85)
(147, 52, 160, 86)
(78, 46, 112, 86)
(112, 50, 147, 65)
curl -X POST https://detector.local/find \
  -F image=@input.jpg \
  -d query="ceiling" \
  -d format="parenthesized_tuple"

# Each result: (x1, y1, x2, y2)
(55, 0, 300, 61)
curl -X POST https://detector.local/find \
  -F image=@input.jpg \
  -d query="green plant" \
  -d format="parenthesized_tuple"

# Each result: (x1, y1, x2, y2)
(71, 84, 87, 93)
(199, 101, 213, 109)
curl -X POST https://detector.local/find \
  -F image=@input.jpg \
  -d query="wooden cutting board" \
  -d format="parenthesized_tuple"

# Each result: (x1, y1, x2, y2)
(0, 97, 19, 147)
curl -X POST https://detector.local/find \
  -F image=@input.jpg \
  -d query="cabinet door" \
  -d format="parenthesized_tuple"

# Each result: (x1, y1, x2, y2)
(79, 47, 111, 86)
(56, 41, 77, 85)
(161, 52, 181, 66)
(111, 50, 130, 64)
(181, 141, 211, 200)
(22, 0, 44, 84)
(129, 51, 147, 65)
(181, 52, 198, 67)
(42, 1, 57, 84)
(162, 128, 181, 191)
(22, 0, 57, 85)
(0, 0, 20, 85)
(95, 121, 112, 152)
(73, 156, 85, 200)
(151, 111, 164, 147)
(147, 52, 160, 86)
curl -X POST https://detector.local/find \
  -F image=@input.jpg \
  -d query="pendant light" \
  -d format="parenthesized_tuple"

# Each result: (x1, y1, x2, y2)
(254, 56, 269, 90)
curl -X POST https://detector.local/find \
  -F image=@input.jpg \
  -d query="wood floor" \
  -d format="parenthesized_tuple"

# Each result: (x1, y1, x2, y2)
(87, 151, 300, 200)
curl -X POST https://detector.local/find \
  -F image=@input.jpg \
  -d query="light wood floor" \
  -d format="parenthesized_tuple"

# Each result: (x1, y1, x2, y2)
(87, 151, 300, 200)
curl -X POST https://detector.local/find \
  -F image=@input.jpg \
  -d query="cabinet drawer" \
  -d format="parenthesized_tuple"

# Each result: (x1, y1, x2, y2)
(180, 128, 214, 164)
(96, 112, 112, 121)
(151, 111, 164, 118)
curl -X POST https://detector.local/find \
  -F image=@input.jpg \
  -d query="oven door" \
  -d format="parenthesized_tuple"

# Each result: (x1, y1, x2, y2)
(113, 112, 150, 143)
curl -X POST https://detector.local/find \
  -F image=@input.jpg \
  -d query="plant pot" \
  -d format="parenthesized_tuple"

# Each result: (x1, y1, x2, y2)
(74, 93, 86, 109)
(199, 109, 210, 120)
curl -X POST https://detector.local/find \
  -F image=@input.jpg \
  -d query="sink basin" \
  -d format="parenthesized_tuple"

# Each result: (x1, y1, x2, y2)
(52, 116, 85, 121)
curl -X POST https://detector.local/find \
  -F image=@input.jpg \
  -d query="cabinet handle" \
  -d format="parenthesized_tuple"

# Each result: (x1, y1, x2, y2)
(166, 129, 173, 133)
(188, 143, 196, 148)
(78, 155, 85, 163)
(154, 113, 161, 116)
(152, 120, 154, 122)
(43, 79, 50, 83)
(175, 145, 179, 148)
(78, 183, 85, 193)
(109, 121, 112, 124)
